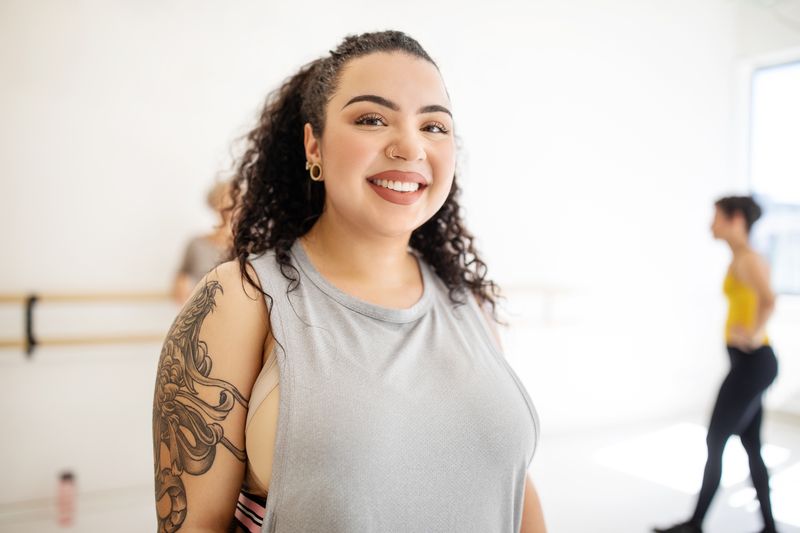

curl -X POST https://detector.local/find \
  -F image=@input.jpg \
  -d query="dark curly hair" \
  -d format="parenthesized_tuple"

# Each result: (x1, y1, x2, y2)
(715, 195, 763, 233)
(227, 30, 503, 322)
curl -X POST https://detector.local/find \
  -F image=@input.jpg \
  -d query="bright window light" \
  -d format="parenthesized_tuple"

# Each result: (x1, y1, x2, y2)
(730, 462, 800, 526)
(769, 461, 800, 527)
(750, 61, 800, 203)
(593, 423, 791, 494)
(749, 60, 800, 294)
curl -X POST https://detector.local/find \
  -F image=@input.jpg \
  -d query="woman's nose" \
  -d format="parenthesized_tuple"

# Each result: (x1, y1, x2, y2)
(386, 127, 426, 162)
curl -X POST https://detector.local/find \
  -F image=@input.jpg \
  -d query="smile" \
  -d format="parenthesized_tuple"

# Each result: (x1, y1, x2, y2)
(367, 179, 422, 193)
(365, 170, 429, 206)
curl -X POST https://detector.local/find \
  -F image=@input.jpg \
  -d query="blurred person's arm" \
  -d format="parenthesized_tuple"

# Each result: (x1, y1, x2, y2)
(520, 474, 547, 533)
(172, 272, 195, 306)
(153, 261, 268, 532)
(173, 240, 198, 306)
(738, 251, 776, 346)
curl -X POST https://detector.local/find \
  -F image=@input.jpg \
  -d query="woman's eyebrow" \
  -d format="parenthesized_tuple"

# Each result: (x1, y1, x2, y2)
(418, 104, 452, 117)
(342, 94, 452, 117)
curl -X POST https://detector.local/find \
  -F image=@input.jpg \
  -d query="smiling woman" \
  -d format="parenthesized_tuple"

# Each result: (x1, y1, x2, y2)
(152, 30, 545, 533)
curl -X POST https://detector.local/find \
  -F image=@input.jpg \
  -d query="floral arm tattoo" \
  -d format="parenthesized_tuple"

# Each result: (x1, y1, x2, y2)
(153, 280, 249, 532)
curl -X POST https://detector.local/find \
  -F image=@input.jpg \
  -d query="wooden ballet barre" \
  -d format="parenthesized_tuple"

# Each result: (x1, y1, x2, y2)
(0, 291, 170, 304)
(0, 291, 172, 357)
(0, 334, 165, 350)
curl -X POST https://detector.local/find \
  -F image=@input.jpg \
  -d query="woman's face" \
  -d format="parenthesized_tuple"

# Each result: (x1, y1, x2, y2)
(304, 52, 456, 239)
(710, 206, 744, 240)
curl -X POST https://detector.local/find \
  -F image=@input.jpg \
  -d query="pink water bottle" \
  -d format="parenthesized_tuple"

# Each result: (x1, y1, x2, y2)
(57, 470, 76, 527)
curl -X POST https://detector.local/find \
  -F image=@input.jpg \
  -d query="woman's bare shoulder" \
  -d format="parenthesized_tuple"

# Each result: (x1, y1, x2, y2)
(210, 259, 267, 298)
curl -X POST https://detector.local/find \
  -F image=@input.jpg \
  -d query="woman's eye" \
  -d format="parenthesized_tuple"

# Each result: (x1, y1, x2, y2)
(354, 114, 386, 127)
(424, 122, 450, 134)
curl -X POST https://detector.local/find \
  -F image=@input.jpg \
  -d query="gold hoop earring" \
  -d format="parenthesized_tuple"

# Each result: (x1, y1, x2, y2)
(305, 161, 323, 181)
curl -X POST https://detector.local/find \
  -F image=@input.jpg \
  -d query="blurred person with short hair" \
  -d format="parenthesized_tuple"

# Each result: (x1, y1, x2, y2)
(655, 195, 779, 533)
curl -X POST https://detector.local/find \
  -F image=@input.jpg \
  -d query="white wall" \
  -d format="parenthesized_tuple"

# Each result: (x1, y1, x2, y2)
(1, 0, 799, 508)
(463, 0, 741, 433)
(736, 0, 800, 58)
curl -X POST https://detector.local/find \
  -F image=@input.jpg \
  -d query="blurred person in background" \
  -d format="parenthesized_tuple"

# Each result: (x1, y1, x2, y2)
(152, 30, 546, 533)
(655, 195, 779, 533)
(172, 180, 233, 305)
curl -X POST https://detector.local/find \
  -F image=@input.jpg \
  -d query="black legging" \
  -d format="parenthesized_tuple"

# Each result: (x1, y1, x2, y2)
(690, 345, 779, 529)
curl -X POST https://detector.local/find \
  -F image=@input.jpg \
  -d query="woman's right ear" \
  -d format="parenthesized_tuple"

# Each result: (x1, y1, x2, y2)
(304, 123, 321, 164)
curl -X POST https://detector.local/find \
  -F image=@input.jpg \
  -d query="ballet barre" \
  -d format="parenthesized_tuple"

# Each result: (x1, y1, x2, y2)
(0, 292, 169, 304)
(0, 291, 171, 357)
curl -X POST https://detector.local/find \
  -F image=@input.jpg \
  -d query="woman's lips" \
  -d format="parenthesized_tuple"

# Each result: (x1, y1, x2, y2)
(366, 171, 429, 206)
(367, 170, 428, 185)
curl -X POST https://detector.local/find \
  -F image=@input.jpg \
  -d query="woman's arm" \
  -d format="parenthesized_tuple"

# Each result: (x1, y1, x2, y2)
(172, 272, 195, 306)
(520, 473, 547, 533)
(173, 240, 199, 306)
(153, 261, 268, 532)
(478, 300, 546, 531)
(737, 252, 776, 346)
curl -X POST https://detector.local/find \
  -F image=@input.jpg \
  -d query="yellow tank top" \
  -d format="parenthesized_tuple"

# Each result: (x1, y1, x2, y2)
(723, 270, 769, 345)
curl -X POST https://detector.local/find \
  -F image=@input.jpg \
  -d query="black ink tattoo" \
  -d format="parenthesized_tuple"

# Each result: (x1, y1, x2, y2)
(153, 280, 249, 532)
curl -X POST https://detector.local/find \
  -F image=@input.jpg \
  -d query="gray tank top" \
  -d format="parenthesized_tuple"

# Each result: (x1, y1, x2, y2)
(248, 239, 539, 533)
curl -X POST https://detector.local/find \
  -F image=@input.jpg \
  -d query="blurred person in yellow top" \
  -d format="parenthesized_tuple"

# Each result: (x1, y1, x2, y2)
(724, 252, 771, 348)
(655, 196, 780, 533)
(172, 180, 234, 305)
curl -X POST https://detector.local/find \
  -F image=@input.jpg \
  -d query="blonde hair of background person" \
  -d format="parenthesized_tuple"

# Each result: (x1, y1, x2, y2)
(153, 30, 546, 533)
(172, 180, 234, 305)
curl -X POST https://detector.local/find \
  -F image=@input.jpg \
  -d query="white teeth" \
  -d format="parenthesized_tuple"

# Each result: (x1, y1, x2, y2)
(371, 179, 420, 193)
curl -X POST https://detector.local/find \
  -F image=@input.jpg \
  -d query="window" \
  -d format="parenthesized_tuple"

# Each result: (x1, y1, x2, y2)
(749, 60, 800, 295)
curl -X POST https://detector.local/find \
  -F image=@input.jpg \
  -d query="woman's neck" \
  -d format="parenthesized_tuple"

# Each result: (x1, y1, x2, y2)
(727, 236, 751, 258)
(300, 215, 418, 288)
